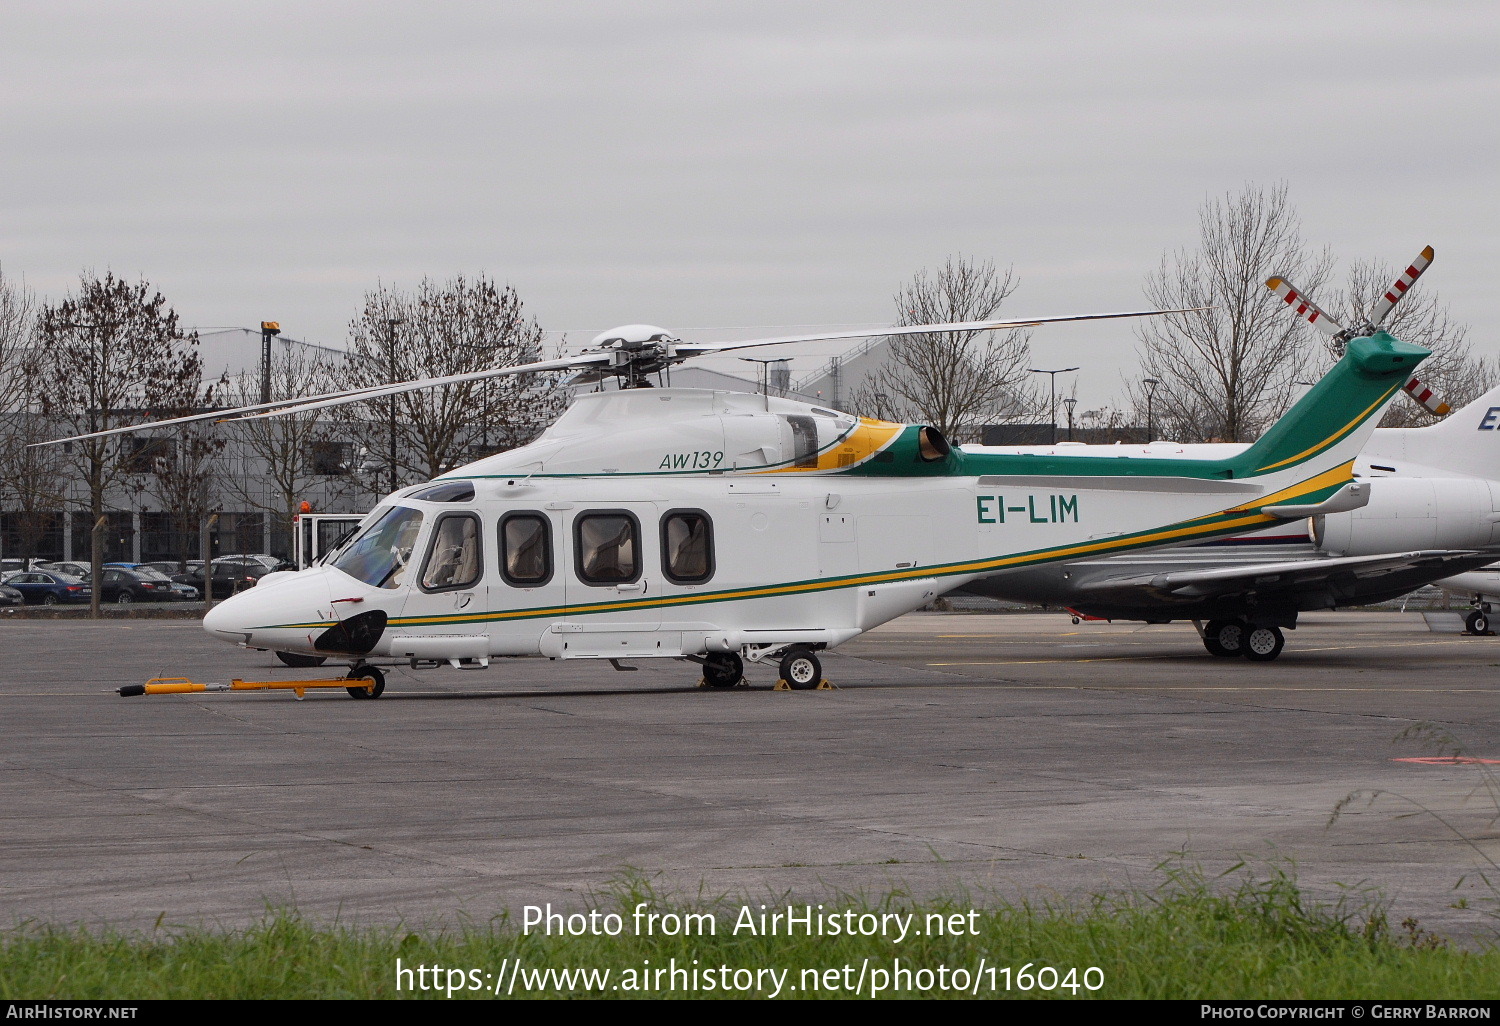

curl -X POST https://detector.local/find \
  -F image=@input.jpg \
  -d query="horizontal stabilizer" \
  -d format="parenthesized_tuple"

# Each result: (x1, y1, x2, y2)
(1262, 481, 1367, 518)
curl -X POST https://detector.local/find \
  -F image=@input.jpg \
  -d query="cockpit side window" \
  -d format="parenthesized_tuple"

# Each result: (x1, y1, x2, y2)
(331, 506, 424, 589)
(420, 513, 482, 591)
(500, 513, 552, 587)
(575, 511, 640, 585)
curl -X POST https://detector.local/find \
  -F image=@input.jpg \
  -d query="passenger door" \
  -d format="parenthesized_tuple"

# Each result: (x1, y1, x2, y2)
(558, 503, 663, 658)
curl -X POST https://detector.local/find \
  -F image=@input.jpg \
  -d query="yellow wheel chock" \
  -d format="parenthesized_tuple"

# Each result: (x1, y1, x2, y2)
(773, 678, 837, 691)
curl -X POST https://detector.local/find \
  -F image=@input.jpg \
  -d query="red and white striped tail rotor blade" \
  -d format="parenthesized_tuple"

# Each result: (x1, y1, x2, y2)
(1368, 245, 1435, 328)
(1402, 374, 1452, 417)
(1265, 276, 1343, 339)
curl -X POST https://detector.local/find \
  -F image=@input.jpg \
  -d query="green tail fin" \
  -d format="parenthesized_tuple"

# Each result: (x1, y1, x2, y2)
(1230, 330, 1429, 477)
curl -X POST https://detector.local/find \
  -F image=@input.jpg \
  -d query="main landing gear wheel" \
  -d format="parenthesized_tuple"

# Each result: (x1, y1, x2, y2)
(1242, 624, 1285, 662)
(345, 665, 386, 699)
(702, 652, 744, 689)
(778, 648, 821, 690)
(276, 651, 328, 668)
(1203, 618, 1244, 658)
(1464, 610, 1491, 636)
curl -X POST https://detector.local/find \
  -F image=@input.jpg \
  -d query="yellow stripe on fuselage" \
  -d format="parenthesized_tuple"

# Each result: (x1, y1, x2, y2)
(752, 417, 904, 474)
(1255, 387, 1399, 473)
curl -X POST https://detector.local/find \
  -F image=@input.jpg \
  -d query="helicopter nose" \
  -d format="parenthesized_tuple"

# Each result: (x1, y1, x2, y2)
(202, 572, 333, 649)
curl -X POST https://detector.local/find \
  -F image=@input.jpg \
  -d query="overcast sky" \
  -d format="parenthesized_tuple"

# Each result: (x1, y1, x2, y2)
(4, 1, 1497, 411)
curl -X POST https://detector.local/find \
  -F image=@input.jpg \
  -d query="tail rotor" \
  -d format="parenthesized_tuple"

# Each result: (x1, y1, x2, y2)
(1266, 245, 1445, 416)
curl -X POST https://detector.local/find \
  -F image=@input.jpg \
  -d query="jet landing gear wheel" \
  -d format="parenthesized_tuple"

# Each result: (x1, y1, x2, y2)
(1203, 618, 1245, 658)
(778, 648, 822, 690)
(345, 665, 386, 699)
(276, 651, 328, 668)
(702, 652, 744, 689)
(1464, 610, 1492, 636)
(1242, 624, 1285, 662)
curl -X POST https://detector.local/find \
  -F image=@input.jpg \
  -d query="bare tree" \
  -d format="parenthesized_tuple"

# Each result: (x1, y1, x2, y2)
(0, 267, 62, 565)
(1134, 183, 1331, 442)
(1, 412, 69, 565)
(0, 264, 35, 415)
(222, 344, 357, 549)
(33, 273, 211, 614)
(342, 274, 568, 495)
(1332, 258, 1491, 427)
(850, 256, 1036, 441)
(145, 426, 223, 567)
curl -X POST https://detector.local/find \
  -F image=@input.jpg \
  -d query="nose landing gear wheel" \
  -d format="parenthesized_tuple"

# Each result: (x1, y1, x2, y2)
(1242, 624, 1285, 662)
(778, 648, 822, 690)
(702, 652, 744, 688)
(345, 665, 386, 699)
(1464, 610, 1491, 636)
(1203, 618, 1244, 657)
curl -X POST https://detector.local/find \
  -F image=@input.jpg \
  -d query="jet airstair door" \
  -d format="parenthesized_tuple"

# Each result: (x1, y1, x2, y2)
(560, 502, 663, 658)
(388, 510, 491, 664)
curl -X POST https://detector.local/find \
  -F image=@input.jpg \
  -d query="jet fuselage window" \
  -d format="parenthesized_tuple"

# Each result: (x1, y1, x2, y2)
(500, 513, 552, 587)
(331, 506, 424, 589)
(420, 513, 482, 591)
(661, 509, 713, 583)
(575, 511, 640, 585)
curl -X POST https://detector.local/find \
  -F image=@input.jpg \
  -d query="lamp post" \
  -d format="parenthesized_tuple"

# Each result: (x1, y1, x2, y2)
(1062, 397, 1077, 442)
(1143, 377, 1161, 444)
(259, 321, 281, 404)
(1029, 367, 1078, 445)
(738, 356, 790, 404)
(385, 318, 404, 495)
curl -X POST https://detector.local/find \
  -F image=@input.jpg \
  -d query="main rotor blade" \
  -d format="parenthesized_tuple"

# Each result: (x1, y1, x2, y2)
(222, 352, 613, 422)
(1265, 276, 1343, 338)
(674, 308, 1205, 357)
(29, 382, 402, 447)
(37, 351, 612, 446)
(1367, 245, 1435, 328)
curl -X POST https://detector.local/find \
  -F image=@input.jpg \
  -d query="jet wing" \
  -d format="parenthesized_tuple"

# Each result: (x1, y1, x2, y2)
(1077, 550, 1488, 600)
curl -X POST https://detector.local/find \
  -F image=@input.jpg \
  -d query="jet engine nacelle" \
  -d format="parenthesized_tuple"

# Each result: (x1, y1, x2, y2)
(1315, 477, 1500, 555)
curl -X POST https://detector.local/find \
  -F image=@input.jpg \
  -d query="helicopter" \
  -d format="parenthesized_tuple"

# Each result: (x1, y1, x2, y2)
(44, 307, 1428, 698)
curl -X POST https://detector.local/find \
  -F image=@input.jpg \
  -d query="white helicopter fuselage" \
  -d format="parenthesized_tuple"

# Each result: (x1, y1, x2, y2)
(202, 336, 1411, 675)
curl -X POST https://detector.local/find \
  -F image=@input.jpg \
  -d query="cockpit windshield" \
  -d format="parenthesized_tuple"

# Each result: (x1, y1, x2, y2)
(331, 506, 424, 589)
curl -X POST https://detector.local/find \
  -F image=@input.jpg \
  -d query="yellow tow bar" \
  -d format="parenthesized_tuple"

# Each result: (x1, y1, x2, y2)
(118, 674, 384, 700)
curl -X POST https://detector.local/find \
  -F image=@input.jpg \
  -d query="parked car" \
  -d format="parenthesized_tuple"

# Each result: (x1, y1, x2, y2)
(0, 582, 23, 607)
(104, 563, 198, 601)
(36, 561, 93, 578)
(93, 567, 179, 604)
(230, 553, 294, 572)
(173, 560, 270, 595)
(1, 570, 92, 605)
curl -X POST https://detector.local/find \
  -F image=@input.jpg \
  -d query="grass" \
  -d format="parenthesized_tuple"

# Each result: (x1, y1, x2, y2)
(2, 862, 1497, 1000)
